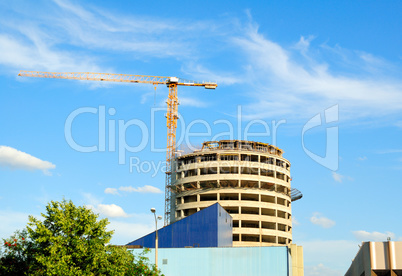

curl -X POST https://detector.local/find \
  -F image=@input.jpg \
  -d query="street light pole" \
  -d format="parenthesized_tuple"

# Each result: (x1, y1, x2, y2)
(150, 208, 162, 270)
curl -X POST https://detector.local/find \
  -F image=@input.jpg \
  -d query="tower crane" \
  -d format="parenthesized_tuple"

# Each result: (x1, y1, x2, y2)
(18, 70, 217, 226)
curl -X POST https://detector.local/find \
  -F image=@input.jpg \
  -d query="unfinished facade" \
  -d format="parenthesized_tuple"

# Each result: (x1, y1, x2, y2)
(170, 140, 292, 247)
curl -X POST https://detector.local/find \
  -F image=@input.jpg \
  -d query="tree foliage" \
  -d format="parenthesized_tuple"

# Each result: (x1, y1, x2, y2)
(0, 199, 162, 276)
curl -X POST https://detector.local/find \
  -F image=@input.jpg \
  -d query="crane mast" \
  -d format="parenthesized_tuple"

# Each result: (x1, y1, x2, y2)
(18, 70, 217, 226)
(165, 83, 178, 225)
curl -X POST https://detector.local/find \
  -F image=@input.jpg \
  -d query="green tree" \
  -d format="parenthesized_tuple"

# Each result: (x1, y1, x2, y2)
(0, 199, 162, 276)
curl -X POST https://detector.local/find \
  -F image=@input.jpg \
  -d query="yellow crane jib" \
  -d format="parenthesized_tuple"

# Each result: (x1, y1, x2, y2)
(18, 70, 217, 226)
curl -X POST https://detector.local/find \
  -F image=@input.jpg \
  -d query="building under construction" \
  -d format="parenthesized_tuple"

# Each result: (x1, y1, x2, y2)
(128, 139, 304, 275)
(170, 140, 296, 246)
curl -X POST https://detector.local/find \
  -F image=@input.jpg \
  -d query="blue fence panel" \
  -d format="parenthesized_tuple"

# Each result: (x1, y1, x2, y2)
(131, 247, 290, 276)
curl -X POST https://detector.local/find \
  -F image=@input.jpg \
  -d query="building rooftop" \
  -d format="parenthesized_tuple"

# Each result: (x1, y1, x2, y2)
(184, 140, 284, 157)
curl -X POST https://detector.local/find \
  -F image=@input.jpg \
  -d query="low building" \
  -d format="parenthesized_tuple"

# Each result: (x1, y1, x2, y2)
(130, 246, 302, 276)
(345, 241, 402, 276)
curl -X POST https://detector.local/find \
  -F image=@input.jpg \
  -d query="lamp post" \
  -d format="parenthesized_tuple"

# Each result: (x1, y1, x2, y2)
(150, 208, 162, 270)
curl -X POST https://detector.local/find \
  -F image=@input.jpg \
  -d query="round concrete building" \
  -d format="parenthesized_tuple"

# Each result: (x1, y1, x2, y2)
(170, 140, 293, 247)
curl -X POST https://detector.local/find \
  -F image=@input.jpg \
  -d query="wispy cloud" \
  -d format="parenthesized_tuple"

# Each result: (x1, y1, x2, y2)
(0, 31, 101, 73)
(2, 2, 402, 123)
(353, 230, 395, 242)
(179, 97, 208, 108)
(50, 0, 192, 57)
(395, 121, 402, 128)
(0, 210, 31, 239)
(0, 0, 210, 74)
(301, 239, 358, 275)
(310, 212, 335, 228)
(182, 63, 242, 86)
(232, 23, 402, 120)
(104, 186, 163, 195)
(0, 146, 56, 175)
(119, 185, 162, 194)
(108, 220, 155, 245)
(358, 156, 367, 161)
(332, 172, 344, 183)
(104, 188, 119, 195)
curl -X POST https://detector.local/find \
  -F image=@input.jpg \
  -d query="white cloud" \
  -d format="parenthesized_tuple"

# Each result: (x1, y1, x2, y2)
(83, 193, 128, 218)
(233, 24, 402, 120)
(358, 156, 367, 161)
(292, 216, 300, 226)
(0, 146, 56, 175)
(104, 188, 119, 195)
(119, 185, 162, 194)
(353, 230, 395, 242)
(305, 264, 343, 276)
(97, 204, 128, 218)
(87, 203, 128, 218)
(331, 172, 344, 183)
(310, 212, 335, 228)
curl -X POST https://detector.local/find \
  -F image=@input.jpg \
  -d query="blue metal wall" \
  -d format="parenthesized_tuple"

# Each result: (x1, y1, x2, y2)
(127, 203, 232, 248)
(131, 246, 291, 276)
(217, 205, 232, 247)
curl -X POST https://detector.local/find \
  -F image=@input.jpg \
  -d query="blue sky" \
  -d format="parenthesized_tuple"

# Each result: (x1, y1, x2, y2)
(1, 1, 401, 275)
